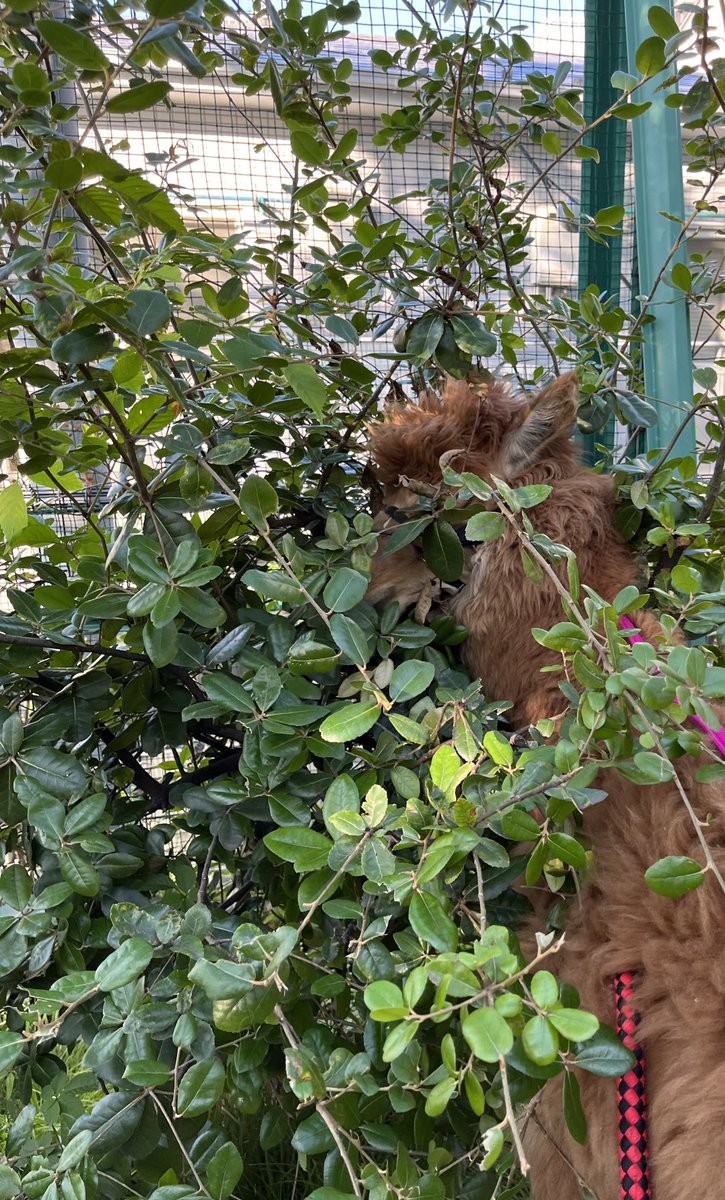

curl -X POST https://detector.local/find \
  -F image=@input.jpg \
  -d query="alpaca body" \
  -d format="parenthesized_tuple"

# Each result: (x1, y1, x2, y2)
(367, 375, 725, 1198)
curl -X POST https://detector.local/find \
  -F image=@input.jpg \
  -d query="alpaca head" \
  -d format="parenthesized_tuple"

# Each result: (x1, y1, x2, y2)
(366, 373, 579, 608)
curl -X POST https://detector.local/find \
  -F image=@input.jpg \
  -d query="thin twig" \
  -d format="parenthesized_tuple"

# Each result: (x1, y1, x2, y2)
(499, 1053, 530, 1175)
(274, 1006, 363, 1198)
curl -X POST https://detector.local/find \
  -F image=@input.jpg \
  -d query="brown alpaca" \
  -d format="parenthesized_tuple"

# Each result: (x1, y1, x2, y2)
(367, 374, 725, 1200)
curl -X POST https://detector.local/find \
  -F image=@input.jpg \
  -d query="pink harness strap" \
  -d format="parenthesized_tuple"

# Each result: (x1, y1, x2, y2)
(614, 971, 651, 1200)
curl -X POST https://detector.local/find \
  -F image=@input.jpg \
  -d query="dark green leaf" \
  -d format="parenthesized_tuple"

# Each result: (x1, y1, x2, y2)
(126, 289, 172, 336)
(177, 1056, 225, 1117)
(422, 521, 464, 583)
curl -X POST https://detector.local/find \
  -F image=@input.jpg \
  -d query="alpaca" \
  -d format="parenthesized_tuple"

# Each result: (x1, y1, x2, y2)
(367, 373, 725, 1200)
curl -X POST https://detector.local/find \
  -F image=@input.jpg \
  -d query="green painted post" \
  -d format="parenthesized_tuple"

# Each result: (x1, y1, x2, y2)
(624, 0, 695, 457)
(578, 0, 628, 464)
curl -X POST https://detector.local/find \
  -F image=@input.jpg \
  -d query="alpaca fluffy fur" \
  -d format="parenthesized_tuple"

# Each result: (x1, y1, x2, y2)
(367, 375, 725, 1199)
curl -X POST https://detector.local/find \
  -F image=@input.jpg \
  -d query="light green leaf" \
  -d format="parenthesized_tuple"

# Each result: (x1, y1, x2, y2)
(284, 362, 327, 416)
(644, 855, 705, 897)
(389, 659, 435, 701)
(0, 483, 28, 542)
(522, 1015, 559, 1065)
(319, 701, 380, 743)
(548, 1008, 599, 1041)
(263, 827, 332, 872)
(462, 1007, 513, 1062)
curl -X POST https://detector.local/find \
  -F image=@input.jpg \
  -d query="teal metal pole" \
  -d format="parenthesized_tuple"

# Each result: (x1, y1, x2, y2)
(578, 0, 627, 464)
(624, 0, 695, 457)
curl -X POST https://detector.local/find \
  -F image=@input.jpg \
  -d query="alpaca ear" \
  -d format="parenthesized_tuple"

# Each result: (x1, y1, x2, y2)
(502, 372, 579, 475)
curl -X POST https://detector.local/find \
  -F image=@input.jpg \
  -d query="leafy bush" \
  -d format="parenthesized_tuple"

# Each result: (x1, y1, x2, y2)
(0, 2, 723, 1199)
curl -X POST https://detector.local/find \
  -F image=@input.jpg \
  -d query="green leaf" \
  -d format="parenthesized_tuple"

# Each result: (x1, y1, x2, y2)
(382, 1021, 418, 1062)
(635, 34, 666, 74)
(548, 1008, 599, 1041)
(522, 1015, 559, 1065)
(422, 521, 464, 582)
(462, 1007, 513, 1062)
(284, 362, 327, 416)
(364, 981, 407, 1020)
(325, 315, 359, 344)
(0, 863, 30, 909)
(329, 614, 370, 665)
(389, 659, 435, 701)
(203, 673, 254, 713)
(648, 3, 678, 36)
(632, 751, 674, 783)
(122, 1059, 173, 1087)
(547, 833, 587, 869)
(239, 474, 278, 526)
(143, 619, 178, 667)
(574, 1026, 635, 1076)
(207, 1142, 244, 1200)
(449, 314, 497, 356)
(670, 261, 692, 292)
(95, 938, 153, 991)
(126, 289, 172, 336)
(483, 729, 514, 766)
(290, 130, 329, 165)
(0, 483, 27, 542)
(106, 80, 172, 113)
(425, 1076, 457, 1117)
(64, 794, 107, 840)
(319, 701, 380, 743)
(0, 1031, 24, 1074)
(465, 511, 505, 542)
(20, 747, 86, 800)
(563, 1072, 588, 1144)
(541, 131, 562, 155)
(51, 326, 115, 364)
(501, 808, 541, 841)
(595, 204, 624, 227)
(206, 624, 254, 666)
(323, 567, 368, 613)
(531, 970, 559, 1009)
(242, 568, 302, 605)
(45, 157, 83, 190)
(0, 1167, 21, 1200)
(177, 1056, 225, 1117)
(178, 587, 225, 628)
(59, 848, 100, 897)
(644, 855, 705, 897)
(409, 891, 458, 951)
(189, 958, 255, 1001)
(57, 1130, 93, 1172)
(407, 313, 445, 361)
(36, 18, 110, 70)
(613, 101, 652, 119)
(263, 827, 333, 872)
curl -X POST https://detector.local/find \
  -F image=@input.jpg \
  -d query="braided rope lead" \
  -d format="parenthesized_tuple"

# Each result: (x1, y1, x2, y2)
(614, 971, 652, 1200)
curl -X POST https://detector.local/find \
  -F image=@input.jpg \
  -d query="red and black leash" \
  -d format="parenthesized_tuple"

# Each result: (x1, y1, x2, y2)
(614, 971, 651, 1200)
